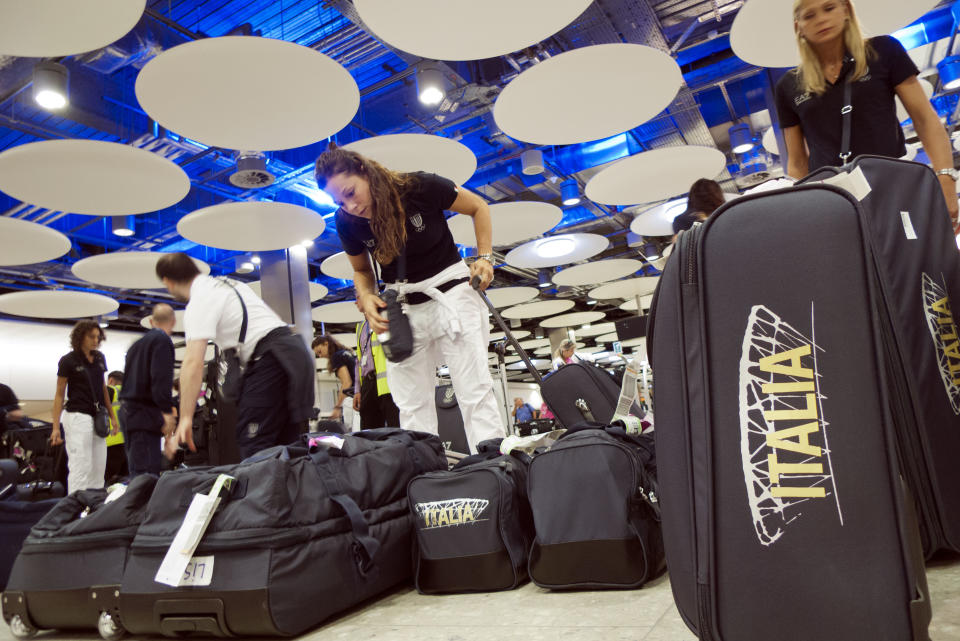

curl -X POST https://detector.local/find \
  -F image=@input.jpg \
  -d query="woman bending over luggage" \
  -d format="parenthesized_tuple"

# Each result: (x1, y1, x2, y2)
(313, 334, 358, 431)
(315, 145, 506, 452)
(776, 0, 959, 229)
(49, 321, 117, 493)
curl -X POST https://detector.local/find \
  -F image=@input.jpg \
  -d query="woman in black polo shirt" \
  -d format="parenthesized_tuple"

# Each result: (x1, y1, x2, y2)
(314, 144, 505, 453)
(49, 320, 117, 493)
(776, 0, 958, 228)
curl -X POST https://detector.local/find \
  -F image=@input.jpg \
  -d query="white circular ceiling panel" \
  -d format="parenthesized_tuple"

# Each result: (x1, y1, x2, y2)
(0, 291, 117, 319)
(586, 146, 727, 206)
(136, 37, 359, 151)
(320, 252, 356, 281)
(762, 128, 779, 156)
(628, 192, 738, 237)
(501, 299, 575, 320)
(619, 295, 654, 312)
(448, 202, 562, 248)
(485, 286, 540, 308)
(490, 330, 531, 342)
(354, 0, 592, 61)
(589, 277, 660, 300)
(730, 0, 940, 69)
(343, 134, 477, 185)
(552, 259, 642, 287)
(539, 311, 605, 329)
(178, 202, 326, 251)
(504, 233, 608, 269)
(0, 218, 71, 266)
(595, 332, 619, 344)
(246, 280, 329, 302)
(140, 309, 186, 333)
(518, 338, 552, 349)
(0, 140, 189, 216)
(0, 0, 145, 57)
(495, 44, 682, 145)
(576, 322, 615, 337)
(507, 358, 551, 371)
(311, 301, 365, 324)
(73, 252, 210, 290)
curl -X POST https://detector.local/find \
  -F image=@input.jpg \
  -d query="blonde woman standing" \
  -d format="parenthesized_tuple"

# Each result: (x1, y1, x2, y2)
(775, 0, 959, 228)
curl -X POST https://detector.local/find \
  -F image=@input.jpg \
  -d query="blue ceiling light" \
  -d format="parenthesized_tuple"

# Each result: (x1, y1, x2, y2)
(111, 215, 135, 237)
(729, 122, 755, 154)
(33, 61, 68, 111)
(561, 179, 581, 206)
(416, 66, 447, 106)
(939, 56, 960, 91)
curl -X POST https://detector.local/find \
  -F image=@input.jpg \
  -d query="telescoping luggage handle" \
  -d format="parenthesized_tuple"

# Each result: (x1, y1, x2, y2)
(471, 276, 544, 385)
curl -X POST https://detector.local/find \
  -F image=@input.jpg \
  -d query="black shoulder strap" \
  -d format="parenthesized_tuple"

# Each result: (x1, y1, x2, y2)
(219, 278, 248, 344)
(839, 78, 853, 164)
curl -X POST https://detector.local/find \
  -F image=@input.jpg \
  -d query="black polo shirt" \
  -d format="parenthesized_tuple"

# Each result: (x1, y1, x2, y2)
(57, 350, 108, 417)
(330, 349, 357, 392)
(775, 35, 919, 172)
(335, 172, 462, 284)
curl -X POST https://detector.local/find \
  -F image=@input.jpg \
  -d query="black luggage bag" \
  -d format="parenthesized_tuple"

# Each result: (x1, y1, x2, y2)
(516, 418, 555, 436)
(648, 184, 931, 641)
(435, 384, 470, 454)
(119, 429, 446, 637)
(0, 499, 61, 594)
(526, 423, 663, 590)
(802, 156, 960, 556)
(408, 439, 534, 593)
(2, 474, 158, 639)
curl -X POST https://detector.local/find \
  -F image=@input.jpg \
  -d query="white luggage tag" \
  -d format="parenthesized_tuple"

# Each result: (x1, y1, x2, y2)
(155, 473, 235, 587)
(818, 166, 872, 201)
(612, 354, 644, 433)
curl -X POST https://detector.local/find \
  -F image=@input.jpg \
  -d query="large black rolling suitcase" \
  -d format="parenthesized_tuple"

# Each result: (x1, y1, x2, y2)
(2, 474, 158, 639)
(408, 439, 534, 593)
(118, 429, 445, 637)
(0, 499, 61, 594)
(648, 184, 931, 641)
(802, 156, 960, 556)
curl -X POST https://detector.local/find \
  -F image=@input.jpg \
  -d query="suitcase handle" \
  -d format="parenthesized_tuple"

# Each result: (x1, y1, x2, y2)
(155, 598, 230, 637)
(471, 276, 545, 386)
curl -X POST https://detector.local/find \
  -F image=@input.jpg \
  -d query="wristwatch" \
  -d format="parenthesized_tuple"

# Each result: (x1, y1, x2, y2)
(936, 168, 959, 181)
(476, 253, 493, 264)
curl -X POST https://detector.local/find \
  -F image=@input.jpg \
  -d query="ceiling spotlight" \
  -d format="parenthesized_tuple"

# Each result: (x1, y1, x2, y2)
(417, 66, 448, 106)
(643, 242, 660, 261)
(940, 56, 960, 91)
(521, 149, 545, 175)
(536, 237, 575, 258)
(538, 269, 552, 288)
(561, 179, 581, 206)
(586, 299, 598, 306)
(111, 215, 136, 237)
(729, 122, 755, 154)
(33, 61, 69, 111)
(301, 238, 314, 247)
(251, 255, 261, 265)
(237, 261, 255, 274)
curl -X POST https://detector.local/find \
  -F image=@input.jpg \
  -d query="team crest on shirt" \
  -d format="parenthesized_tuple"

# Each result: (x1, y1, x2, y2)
(364, 239, 376, 247)
(795, 92, 811, 106)
(410, 212, 426, 233)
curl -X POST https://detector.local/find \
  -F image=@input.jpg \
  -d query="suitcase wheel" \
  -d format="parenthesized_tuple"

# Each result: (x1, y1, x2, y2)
(97, 611, 125, 641)
(8, 615, 36, 639)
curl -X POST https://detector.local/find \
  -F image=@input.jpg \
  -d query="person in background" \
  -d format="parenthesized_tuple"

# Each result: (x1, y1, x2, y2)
(777, 0, 958, 229)
(119, 304, 177, 478)
(551, 339, 585, 371)
(354, 319, 401, 428)
(49, 321, 117, 493)
(672, 178, 727, 236)
(315, 144, 505, 452)
(539, 402, 555, 422)
(512, 397, 538, 425)
(104, 370, 128, 484)
(313, 335, 357, 430)
(157, 252, 315, 459)
(0, 383, 24, 431)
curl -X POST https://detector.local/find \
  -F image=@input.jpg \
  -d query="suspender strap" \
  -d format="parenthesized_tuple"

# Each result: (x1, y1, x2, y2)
(839, 79, 853, 164)
(219, 278, 248, 344)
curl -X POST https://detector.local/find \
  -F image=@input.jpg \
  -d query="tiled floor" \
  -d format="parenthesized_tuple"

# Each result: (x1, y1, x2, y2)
(3, 553, 957, 640)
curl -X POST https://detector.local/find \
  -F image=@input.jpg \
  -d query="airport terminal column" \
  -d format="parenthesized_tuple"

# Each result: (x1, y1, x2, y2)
(258, 246, 314, 352)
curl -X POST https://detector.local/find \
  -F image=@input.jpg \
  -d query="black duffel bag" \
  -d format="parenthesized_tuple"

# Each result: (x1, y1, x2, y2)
(527, 423, 664, 590)
(408, 439, 534, 594)
(119, 428, 445, 638)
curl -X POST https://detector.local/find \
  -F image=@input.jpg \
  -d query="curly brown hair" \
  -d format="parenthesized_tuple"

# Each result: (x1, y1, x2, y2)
(69, 320, 105, 352)
(314, 144, 413, 265)
(312, 334, 351, 373)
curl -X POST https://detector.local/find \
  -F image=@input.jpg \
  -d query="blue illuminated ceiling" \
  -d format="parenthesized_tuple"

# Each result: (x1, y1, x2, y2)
(0, 0, 957, 332)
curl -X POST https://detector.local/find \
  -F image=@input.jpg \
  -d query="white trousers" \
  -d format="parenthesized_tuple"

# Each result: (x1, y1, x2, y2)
(61, 410, 107, 494)
(385, 282, 506, 453)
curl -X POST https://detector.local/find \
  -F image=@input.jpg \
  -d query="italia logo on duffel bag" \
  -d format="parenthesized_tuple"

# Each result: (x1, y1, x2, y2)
(921, 273, 960, 415)
(739, 305, 843, 547)
(414, 498, 489, 529)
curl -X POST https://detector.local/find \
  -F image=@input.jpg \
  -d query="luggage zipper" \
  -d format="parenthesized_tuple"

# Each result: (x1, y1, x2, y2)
(682, 225, 699, 285)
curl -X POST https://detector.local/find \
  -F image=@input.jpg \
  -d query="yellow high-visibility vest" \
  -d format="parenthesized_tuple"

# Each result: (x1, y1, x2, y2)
(356, 321, 390, 396)
(106, 384, 124, 447)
